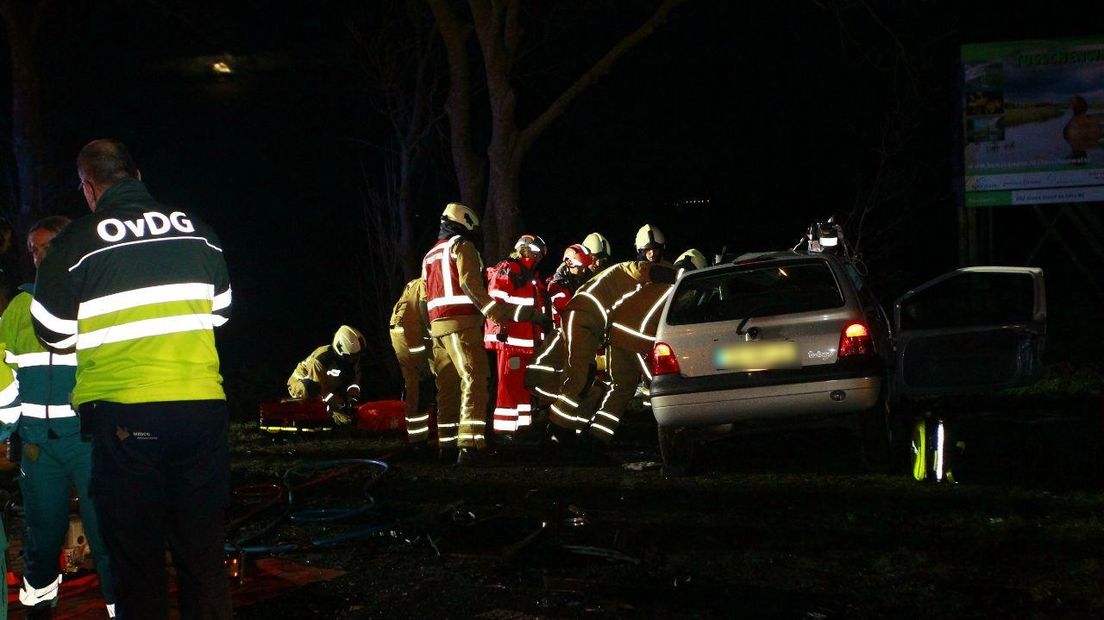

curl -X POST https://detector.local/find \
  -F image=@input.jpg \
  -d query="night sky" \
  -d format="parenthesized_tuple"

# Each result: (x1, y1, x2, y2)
(0, 1, 1099, 413)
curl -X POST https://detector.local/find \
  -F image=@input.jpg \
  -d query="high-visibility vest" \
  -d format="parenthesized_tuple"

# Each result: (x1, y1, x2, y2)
(484, 258, 546, 352)
(422, 236, 479, 321)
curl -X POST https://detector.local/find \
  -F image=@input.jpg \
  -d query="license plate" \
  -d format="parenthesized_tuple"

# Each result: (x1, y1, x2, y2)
(714, 341, 799, 371)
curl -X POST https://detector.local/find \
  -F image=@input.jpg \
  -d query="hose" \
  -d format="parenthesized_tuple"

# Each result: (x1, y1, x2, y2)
(225, 458, 391, 555)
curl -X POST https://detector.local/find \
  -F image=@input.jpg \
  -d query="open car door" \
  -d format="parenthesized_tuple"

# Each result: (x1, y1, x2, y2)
(893, 267, 1046, 397)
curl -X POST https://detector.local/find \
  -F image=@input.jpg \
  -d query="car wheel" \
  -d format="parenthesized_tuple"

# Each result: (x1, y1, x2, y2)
(658, 426, 695, 477)
(859, 398, 891, 472)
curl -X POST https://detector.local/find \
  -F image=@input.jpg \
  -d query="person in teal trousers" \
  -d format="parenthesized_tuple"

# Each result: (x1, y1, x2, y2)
(2, 216, 116, 619)
(0, 352, 22, 620)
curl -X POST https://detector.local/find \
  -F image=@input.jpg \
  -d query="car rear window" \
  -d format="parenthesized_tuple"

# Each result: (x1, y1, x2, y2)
(667, 260, 845, 325)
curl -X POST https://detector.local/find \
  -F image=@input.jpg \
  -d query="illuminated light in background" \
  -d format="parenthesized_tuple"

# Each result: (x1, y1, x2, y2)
(212, 61, 233, 74)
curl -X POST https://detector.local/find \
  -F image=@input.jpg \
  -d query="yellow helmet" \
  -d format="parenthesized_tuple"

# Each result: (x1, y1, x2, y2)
(332, 325, 365, 357)
(441, 202, 479, 231)
(582, 232, 611, 260)
(675, 248, 707, 271)
(634, 224, 666, 252)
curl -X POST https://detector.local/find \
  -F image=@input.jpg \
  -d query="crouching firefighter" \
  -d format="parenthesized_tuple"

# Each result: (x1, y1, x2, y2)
(422, 203, 546, 465)
(287, 325, 365, 426)
(547, 250, 679, 437)
(388, 277, 434, 445)
(590, 249, 707, 441)
(2, 216, 117, 618)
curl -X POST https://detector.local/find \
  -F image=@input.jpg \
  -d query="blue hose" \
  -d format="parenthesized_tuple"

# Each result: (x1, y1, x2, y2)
(226, 458, 391, 555)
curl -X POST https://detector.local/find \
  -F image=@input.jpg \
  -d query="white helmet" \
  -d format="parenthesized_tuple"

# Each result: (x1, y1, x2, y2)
(441, 202, 479, 231)
(582, 232, 611, 260)
(674, 248, 707, 271)
(332, 325, 365, 357)
(634, 224, 666, 252)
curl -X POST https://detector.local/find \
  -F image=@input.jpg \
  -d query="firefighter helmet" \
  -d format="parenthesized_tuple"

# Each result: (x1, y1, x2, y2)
(332, 325, 365, 357)
(441, 202, 479, 231)
(582, 232, 611, 261)
(562, 243, 594, 269)
(634, 224, 666, 252)
(674, 248, 707, 271)
(514, 233, 547, 258)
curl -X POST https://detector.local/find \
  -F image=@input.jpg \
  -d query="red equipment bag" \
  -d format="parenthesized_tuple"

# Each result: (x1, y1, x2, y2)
(259, 399, 331, 432)
(355, 400, 407, 432)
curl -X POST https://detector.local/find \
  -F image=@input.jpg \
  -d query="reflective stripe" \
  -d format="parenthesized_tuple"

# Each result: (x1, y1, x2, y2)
(594, 411, 619, 423)
(30, 299, 78, 337)
(517, 403, 532, 412)
(555, 394, 579, 408)
(611, 322, 655, 342)
(427, 295, 474, 309)
(439, 436, 458, 443)
(6, 351, 77, 367)
(107, 603, 116, 618)
(551, 293, 566, 302)
(407, 414, 430, 423)
(636, 353, 653, 381)
(503, 337, 535, 348)
(534, 332, 561, 364)
(76, 314, 220, 350)
(490, 290, 536, 306)
(19, 575, 61, 606)
(408, 345, 426, 354)
(608, 285, 642, 315)
(591, 422, 615, 435)
(0, 404, 20, 424)
(574, 291, 607, 320)
(21, 403, 77, 419)
(513, 304, 524, 322)
(213, 287, 232, 312)
(79, 283, 219, 319)
(528, 364, 556, 373)
(533, 386, 558, 399)
(347, 384, 360, 391)
(640, 288, 674, 331)
(407, 427, 429, 435)
(68, 236, 223, 273)
(480, 301, 497, 315)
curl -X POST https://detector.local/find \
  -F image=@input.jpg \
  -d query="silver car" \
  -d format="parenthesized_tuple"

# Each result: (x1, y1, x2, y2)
(649, 250, 1046, 477)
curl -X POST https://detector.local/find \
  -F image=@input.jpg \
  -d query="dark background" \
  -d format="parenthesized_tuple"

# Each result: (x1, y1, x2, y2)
(0, 1, 1099, 415)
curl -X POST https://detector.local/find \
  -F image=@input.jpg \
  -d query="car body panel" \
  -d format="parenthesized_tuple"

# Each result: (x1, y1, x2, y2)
(893, 267, 1046, 397)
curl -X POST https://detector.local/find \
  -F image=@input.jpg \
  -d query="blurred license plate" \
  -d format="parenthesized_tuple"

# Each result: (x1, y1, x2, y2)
(714, 341, 799, 370)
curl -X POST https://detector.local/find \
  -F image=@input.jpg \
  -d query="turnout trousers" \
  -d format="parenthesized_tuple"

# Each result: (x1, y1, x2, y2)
(18, 417, 115, 615)
(391, 329, 431, 444)
(492, 349, 534, 433)
(430, 325, 489, 450)
(586, 346, 648, 442)
(550, 309, 604, 431)
(525, 330, 565, 407)
(84, 400, 231, 620)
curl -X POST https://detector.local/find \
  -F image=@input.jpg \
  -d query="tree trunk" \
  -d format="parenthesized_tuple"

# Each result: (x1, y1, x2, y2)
(1, 0, 47, 234)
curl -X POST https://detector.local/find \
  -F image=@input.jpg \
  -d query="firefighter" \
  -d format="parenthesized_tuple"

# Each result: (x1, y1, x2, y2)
(422, 203, 544, 465)
(0, 357, 19, 620)
(2, 216, 116, 619)
(287, 325, 365, 425)
(484, 234, 551, 438)
(588, 249, 707, 441)
(634, 224, 666, 263)
(546, 245, 679, 437)
(388, 278, 433, 447)
(526, 244, 594, 408)
(582, 232, 612, 272)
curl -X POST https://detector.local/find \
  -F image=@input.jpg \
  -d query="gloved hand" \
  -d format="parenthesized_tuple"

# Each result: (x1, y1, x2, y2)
(331, 409, 354, 426)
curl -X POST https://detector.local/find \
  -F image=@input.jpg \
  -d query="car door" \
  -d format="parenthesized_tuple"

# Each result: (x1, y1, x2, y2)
(892, 267, 1046, 397)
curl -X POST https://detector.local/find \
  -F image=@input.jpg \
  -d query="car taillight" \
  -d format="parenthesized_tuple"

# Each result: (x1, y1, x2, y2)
(651, 342, 682, 376)
(838, 322, 872, 357)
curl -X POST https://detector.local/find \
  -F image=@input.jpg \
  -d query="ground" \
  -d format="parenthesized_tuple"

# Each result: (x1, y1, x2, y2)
(221, 397, 1104, 619)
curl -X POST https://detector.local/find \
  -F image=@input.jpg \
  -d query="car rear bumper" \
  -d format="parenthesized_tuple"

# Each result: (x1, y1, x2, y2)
(651, 374, 882, 428)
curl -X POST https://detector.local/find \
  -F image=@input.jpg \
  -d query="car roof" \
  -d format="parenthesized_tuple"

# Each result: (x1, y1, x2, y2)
(696, 250, 838, 274)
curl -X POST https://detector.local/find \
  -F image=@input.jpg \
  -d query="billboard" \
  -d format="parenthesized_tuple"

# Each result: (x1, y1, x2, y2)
(962, 37, 1104, 207)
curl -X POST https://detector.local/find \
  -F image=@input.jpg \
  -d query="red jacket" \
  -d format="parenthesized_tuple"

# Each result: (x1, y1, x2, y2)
(484, 258, 547, 352)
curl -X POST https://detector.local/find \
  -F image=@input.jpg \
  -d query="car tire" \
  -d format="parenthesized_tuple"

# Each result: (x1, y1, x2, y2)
(858, 397, 892, 472)
(658, 426, 695, 477)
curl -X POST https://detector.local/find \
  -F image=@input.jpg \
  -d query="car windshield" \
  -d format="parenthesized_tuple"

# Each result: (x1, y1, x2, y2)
(667, 259, 845, 325)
